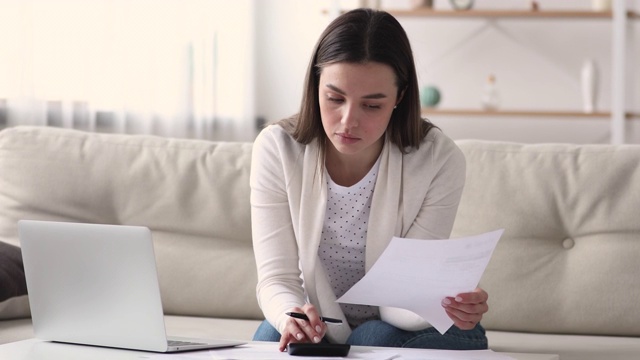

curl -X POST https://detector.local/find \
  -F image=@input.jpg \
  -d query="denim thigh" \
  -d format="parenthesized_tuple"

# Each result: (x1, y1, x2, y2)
(346, 320, 487, 350)
(252, 320, 281, 342)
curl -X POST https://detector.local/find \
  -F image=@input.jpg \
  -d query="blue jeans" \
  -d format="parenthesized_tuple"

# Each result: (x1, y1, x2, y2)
(252, 319, 487, 350)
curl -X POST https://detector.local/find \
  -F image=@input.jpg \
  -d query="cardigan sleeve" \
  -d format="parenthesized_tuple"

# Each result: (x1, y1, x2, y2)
(250, 126, 307, 334)
(404, 130, 466, 241)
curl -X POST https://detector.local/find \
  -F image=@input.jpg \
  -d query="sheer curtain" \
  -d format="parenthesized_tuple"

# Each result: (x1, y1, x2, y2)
(0, 0, 256, 141)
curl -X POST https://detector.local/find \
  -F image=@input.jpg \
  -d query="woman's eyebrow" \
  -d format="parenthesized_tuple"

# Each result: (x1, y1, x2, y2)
(325, 84, 388, 99)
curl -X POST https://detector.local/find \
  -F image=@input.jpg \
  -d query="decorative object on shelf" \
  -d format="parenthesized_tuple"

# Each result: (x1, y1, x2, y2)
(591, 0, 612, 11)
(481, 75, 500, 111)
(359, 0, 381, 9)
(420, 85, 441, 107)
(449, 0, 474, 10)
(530, 1, 539, 12)
(581, 59, 598, 113)
(411, 0, 434, 8)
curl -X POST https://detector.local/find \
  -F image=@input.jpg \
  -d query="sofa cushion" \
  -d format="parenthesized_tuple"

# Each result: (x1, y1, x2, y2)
(0, 317, 33, 344)
(0, 296, 30, 321)
(453, 140, 640, 337)
(487, 330, 640, 360)
(164, 315, 261, 341)
(0, 126, 262, 320)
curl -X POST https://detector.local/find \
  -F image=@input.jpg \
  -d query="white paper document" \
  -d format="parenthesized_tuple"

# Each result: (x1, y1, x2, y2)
(336, 229, 504, 335)
(146, 341, 515, 360)
(205, 342, 398, 359)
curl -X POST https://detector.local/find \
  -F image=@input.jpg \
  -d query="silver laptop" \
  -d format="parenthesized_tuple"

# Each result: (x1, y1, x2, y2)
(18, 220, 245, 353)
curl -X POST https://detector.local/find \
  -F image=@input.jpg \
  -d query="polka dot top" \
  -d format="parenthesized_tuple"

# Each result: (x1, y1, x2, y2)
(318, 157, 381, 329)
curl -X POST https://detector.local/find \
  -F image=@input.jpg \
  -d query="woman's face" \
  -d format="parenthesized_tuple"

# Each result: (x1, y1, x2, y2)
(318, 61, 399, 162)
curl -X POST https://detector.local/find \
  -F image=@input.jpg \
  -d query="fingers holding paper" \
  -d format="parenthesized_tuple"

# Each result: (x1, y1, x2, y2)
(278, 304, 326, 352)
(441, 287, 489, 330)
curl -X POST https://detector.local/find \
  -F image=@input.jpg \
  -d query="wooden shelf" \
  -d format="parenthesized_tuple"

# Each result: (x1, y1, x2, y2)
(388, 9, 639, 19)
(421, 109, 639, 119)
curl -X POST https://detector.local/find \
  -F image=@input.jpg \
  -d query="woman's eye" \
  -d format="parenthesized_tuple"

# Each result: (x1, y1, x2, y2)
(327, 96, 344, 103)
(365, 104, 381, 110)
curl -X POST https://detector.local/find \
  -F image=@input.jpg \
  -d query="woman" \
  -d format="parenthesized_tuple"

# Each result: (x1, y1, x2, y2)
(250, 8, 488, 351)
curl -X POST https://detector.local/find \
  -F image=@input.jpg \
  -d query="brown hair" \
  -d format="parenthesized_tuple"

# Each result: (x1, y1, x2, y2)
(278, 8, 435, 155)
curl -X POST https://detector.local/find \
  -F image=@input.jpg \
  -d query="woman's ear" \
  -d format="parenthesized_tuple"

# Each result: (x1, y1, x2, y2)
(396, 87, 407, 107)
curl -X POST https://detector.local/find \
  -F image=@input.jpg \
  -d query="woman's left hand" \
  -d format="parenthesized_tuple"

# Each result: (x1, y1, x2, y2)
(441, 287, 488, 330)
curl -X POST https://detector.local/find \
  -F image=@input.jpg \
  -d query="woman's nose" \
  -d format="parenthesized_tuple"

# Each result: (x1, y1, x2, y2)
(341, 104, 359, 128)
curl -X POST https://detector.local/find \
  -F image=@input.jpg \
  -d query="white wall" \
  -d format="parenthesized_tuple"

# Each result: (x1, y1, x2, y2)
(253, 0, 639, 144)
(253, 0, 330, 127)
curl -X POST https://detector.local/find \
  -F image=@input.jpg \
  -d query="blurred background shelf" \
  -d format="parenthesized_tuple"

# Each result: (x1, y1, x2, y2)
(387, 9, 638, 19)
(421, 109, 640, 119)
(391, 3, 637, 143)
(324, 2, 637, 143)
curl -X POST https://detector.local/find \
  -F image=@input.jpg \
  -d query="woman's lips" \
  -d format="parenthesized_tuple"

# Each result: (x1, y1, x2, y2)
(336, 132, 360, 144)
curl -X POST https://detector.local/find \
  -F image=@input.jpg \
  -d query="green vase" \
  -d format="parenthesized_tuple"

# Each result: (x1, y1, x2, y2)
(420, 86, 441, 107)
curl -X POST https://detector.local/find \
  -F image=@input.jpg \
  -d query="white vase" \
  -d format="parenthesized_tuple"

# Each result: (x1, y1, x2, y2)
(581, 60, 597, 113)
(592, 0, 612, 11)
(481, 74, 499, 111)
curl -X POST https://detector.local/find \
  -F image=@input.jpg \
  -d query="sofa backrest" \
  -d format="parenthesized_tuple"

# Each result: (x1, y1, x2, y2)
(0, 126, 263, 320)
(452, 140, 640, 337)
(3, 127, 640, 337)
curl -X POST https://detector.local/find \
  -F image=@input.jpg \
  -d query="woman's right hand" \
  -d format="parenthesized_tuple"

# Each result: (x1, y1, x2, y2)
(278, 304, 326, 352)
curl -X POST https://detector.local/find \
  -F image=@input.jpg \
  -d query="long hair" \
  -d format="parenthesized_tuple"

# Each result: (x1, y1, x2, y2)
(279, 8, 435, 156)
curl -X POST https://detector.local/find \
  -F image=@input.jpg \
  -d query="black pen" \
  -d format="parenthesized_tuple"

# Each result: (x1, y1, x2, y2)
(286, 312, 343, 324)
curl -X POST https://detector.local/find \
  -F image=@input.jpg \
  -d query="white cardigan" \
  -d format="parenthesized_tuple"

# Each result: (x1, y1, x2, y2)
(250, 124, 466, 343)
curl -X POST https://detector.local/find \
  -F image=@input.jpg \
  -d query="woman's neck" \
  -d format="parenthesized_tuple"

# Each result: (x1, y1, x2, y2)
(325, 140, 383, 187)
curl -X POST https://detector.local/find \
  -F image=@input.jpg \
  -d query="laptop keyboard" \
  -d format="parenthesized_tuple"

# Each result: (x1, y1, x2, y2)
(168, 339, 207, 347)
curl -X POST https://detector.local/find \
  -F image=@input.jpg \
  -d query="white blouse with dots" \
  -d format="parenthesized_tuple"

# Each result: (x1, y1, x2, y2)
(319, 156, 381, 328)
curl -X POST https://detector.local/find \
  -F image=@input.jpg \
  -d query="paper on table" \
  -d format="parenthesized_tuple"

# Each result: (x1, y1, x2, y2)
(153, 342, 400, 360)
(145, 342, 515, 360)
(336, 229, 504, 334)
(391, 347, 516, 360)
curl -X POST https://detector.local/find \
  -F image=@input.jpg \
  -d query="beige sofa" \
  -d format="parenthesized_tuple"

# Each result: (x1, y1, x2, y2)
(0, 126, 639, 360)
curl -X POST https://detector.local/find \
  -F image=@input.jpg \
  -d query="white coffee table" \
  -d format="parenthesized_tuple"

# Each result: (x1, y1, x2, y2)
(0, 338, 559, 360)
